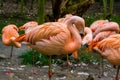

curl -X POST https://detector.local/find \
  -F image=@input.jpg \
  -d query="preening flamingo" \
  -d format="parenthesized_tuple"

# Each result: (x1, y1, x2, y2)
(90, 20, 109, 33)
(57, 14, 73, 23)
(19, 21, 38, 34)
(58, 14, 80, 60)
(82, 27, 93, 46)
(92, 22, 120, 37)
(15, 16, 85, 80)
(2, 24, 21, 58)
(91, 34, 120, 80)
(88, 21, 120, 78)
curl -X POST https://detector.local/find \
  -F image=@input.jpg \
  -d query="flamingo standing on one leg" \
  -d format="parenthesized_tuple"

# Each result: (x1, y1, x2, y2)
(57, 14, 80, 63)
(89, 34, 120, 80)
(2, 24, 21, 58)
(14, 15, 85, 80)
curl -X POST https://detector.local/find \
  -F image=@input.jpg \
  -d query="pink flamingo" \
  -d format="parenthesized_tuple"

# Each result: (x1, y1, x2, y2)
(15, 16, 85, 80)
(88, 21, 120, 77)
(91, 34, 120, 80)
(2, 24, 21, 58)
(82, 27, 93, 46)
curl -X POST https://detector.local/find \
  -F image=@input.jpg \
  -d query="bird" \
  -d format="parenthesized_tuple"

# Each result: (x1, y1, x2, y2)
(19, 21, 38, 34)
(90, 20, 109, 33)
(88, 20, 120, 77)
(14, 15, 85, 80)
(82, 27, 93, 46)
(90, 34, 120, 80)
(2, 24, 21, 58)
(92, 22, 120, 37)
(57, 14, 73, 23)
(57, 14, 80, 61)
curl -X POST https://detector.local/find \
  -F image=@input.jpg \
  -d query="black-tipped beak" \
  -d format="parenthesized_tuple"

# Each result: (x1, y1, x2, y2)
(80, 33, 84, 37)
(84, 43, 88, 47)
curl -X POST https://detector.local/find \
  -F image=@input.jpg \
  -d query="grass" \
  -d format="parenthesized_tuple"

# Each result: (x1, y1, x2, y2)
(18, 49, 64, 66)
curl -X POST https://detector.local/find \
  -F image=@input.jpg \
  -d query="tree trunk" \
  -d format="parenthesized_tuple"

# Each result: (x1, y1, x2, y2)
(20, 0, 24, 15)
(38, 0, 45, 24)
(51, 0, 95, 21)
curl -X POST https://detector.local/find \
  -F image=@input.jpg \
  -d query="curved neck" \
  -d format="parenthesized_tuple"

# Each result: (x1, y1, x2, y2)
(65, 16, 85, 35)
(65, 16, 85, 52)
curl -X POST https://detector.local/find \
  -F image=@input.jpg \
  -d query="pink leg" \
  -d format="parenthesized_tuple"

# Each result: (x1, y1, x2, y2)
(48, 56, 52, 80)
(32, 50, 38, 75)
(10, 46, 13, 59)
(66, 54, 70, 68)
(98, 56, 106, 78)
(115, 66, 120, 80)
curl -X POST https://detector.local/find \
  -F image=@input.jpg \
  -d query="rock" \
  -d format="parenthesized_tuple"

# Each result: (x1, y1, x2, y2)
(0, 54, 7, 59)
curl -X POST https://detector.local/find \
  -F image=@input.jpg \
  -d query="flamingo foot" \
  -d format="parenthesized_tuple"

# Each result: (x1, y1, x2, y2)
(66, 62, 71, 68)
(98, 73, 106, 78)
(33, 71, 38, 75)
(115, 75, 119, 80)
(6, 71, 14, 75)
(48, 70, 52, 80)
(10, 54, 12, 59)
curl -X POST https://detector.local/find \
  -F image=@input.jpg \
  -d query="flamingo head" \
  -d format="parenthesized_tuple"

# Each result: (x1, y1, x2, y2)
(19, 21, 38, 31)
(2, 24, 18, 33)
(86, 40, 98, 52)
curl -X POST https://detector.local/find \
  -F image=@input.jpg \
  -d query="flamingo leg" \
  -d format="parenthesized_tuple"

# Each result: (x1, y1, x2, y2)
(10, 45, 14, 59)
(98, 56, 105, 78)
(48, 56, 52, 80)
(66, 54, 70, 68)
(32, 49, 38, 75)
(101, 56, 104, 76)
(115, 66, 120, 80)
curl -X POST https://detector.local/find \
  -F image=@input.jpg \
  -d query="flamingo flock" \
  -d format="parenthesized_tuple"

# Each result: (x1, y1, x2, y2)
(2, 14, 120, 80)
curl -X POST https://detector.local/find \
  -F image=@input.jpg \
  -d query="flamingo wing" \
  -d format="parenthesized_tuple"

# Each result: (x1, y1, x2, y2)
(96, 34, 120, 51)
(25, 22, 70, 44)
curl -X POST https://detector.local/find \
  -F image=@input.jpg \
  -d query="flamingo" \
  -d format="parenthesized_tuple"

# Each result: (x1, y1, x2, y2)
(14, 16, 85, 80)
(92, 22, 120, 37)
(88, 21, 120, 77)
(19, 21, 38, 34)
(57, 14, 73, 23)
(91, 34, 120, 80)
(90, 20, 109, 33)
(2, 24, 21, 58)
(82, 27, 93, 46)
(58, 14, 80, 61)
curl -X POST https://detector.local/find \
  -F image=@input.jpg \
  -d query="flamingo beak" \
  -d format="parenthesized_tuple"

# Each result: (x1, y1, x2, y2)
(19, 26, 25, 30)
(80, 33, 84, 37)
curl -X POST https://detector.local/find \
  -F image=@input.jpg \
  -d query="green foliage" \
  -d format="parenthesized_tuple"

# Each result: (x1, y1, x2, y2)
(84, 14, 120, 26)
(19, 49, 40, 65)
(78, 46, 100, 64)
(0, 14, 37, 34)
(19, 49, 64, 66)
